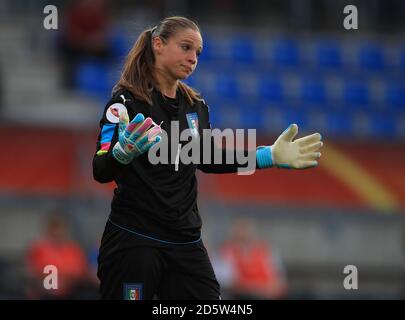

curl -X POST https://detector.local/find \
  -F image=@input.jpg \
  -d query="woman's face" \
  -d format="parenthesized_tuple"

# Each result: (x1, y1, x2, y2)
(153, 28, 203, 81)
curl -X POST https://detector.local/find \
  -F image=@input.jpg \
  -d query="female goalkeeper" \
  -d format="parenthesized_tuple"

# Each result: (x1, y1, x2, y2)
(93, 16, 323, 300)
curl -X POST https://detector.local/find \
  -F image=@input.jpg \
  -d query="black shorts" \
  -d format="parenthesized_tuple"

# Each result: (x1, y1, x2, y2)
(97, 220, 220, 300)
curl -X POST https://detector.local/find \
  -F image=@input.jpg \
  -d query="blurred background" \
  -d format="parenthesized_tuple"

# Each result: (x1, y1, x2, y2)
(0, 0, 404, 299)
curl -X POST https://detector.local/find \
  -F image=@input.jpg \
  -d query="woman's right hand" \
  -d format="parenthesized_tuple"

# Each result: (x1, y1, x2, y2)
(112, 110, 162, 164)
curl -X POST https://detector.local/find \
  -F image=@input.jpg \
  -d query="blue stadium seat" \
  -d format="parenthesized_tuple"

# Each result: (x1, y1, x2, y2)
(314, 40, 342, 69)
(215, 74, 240, 99)
(258, 75, 284, 102)
(385, 82, 405, 109)
(344, 81, 370, 107)
(240, 102, 265, 129)
(230, 37, 255, 64)
(326, 112, 353, 137)
(370, 113, 396, 138)
(358, 43, 385, 71)
(301, 77, 327, 104)
(218, 105, 241, 128)
(272, 38, 300, 67)
(109, 29, 132, 60)
(75, 60, 112, 101)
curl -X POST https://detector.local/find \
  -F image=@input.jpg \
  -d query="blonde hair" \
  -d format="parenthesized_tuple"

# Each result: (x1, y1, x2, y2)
(114, 16, 202, 105)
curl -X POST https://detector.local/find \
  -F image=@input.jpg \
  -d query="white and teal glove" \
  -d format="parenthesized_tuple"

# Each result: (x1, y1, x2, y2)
(112, 110, 162, 164)
(256, 124, 323, 169)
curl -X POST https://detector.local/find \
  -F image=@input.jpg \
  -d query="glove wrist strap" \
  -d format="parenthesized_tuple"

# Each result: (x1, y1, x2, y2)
(256, 146, 273, 169)
(112, 142, 133, 165)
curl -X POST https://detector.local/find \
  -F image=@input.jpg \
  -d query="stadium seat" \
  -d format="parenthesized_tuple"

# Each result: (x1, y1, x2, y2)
(372, 113, 397, 138)
(74, 60, 112, 101)
(314, 40, 342, 69)
(258, 75, 284, 102)
(230, 37, 255, 64)
(358, 43, 385, 71)
(326, 111, 353, 137)
(272, 38, 300, 67)
(109, 28, 132, 61)
(301, 76, 327, 104)
(385, 82, 405, 109)
(344, 81, 370, 107)
(215, 73, 240, 99)
(237, 102, 264, 129)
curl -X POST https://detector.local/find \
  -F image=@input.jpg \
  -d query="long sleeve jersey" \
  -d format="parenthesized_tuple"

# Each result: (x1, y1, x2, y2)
(93, 88, 252, 243)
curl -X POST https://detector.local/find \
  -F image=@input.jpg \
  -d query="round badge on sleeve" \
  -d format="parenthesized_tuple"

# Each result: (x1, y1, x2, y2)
(106, 103, 127, 123)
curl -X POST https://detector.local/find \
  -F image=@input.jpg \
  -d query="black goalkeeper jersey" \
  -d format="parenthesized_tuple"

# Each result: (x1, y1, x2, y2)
(93, 88, 249, 243)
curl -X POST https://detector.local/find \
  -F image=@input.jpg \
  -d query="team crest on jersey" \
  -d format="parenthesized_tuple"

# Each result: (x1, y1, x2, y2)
(186, 112, 199, 138)
(124, 283, 142, 300)
(106, 103, 127, 123)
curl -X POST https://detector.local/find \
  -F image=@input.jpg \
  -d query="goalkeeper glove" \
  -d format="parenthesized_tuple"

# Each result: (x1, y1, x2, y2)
(256, 124, 323, 169)
(112, 110, 162, 164)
